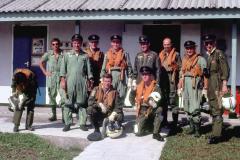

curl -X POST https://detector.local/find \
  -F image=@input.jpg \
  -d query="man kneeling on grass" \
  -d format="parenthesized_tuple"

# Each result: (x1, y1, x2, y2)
(87, 73, 124, 141)
(130, 66, 165, 141)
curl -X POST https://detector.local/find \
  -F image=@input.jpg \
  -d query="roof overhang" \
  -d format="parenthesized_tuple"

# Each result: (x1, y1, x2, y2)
(1, 9, 240, 22)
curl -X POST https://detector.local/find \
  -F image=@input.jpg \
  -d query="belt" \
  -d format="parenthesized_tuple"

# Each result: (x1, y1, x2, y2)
(184, 75, 194, 77)
(110, 67, 121, 71)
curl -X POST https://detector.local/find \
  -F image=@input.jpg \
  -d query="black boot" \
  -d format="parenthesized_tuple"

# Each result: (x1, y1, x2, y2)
(186, 119, 195, 135)
(153, 133, 164, 141)
(80, 125, 88, 131)
(63, 124, 71, 132)
(194, 123, 201, 138)
(170, 113, 179, 135)
(208, 136, 221, 144)
(13, 125, 19, 132)
(49, 116, 57, 121)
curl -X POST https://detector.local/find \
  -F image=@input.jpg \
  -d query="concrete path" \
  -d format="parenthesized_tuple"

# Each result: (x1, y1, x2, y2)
(0, 106, 168, 160)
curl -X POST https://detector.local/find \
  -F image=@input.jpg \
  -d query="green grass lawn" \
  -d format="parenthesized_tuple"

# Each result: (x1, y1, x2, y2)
(161, 125, 240, 160)
(0, 132, 80, 160)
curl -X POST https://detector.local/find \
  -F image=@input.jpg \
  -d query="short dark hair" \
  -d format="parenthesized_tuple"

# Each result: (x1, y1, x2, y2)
(103, 73, 112, 80)
(14, 72, 27, 85)
(51, 38, 61, 44)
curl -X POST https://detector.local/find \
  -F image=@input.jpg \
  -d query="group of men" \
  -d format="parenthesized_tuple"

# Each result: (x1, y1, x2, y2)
(9, 32, 229, 144)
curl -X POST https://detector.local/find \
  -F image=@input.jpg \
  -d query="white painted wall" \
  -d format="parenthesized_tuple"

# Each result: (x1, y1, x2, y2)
(0, 23, 13, 103)
(80, 21, 124, 53)
(122, 24, 143, 65)
(180, 24, 201, 57)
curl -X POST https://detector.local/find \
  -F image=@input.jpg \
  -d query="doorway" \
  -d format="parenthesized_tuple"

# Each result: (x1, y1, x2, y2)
(13, 26, 47, 104)
(143, 25, 181, 53)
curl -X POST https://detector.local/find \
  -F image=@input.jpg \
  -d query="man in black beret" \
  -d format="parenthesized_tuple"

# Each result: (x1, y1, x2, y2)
(85, 34, 104, 88)
(202, 34, 229, 144)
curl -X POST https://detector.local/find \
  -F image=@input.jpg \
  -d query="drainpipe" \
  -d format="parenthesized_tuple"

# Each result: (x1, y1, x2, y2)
(231, 23, 237, 100)
(75, 20, 80, 34)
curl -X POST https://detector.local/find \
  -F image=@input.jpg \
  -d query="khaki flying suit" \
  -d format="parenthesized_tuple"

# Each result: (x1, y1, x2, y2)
(11, 68, 37, 129)
(87, 85, 123, 129)
(207, 48, 229, 137)
(159, 48, 181, 110)
(60, 49, 93, 126)
(130, 80, 163, 135)
(133, 51, 161, 84)
(159, 48, 182, 127)
(85, 47, 104, 87)
(100, 48, 133, 99)
(181, 53, 206, 124)
(41, 50, 64, 117)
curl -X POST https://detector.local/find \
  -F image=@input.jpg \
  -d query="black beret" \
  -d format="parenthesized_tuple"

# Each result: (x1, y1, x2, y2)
(88, 34, 99, 42)
(184, 40, 196, 48)
(140, 66, 153, 74)
(139, 35, 149, 43)
(202, 34, 216, 42)
(110, 35, 122, 41)
(71, 34, 83, 42)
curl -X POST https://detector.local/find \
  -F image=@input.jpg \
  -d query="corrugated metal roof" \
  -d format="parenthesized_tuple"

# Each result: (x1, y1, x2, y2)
(0, 0, 13, 8)
(0, 0, 49, 12)
(123, 0, 168, 10)
(80, 0, 123, 11)
(168, 0, 240, 9)
(0, 0, 240, 13)
(36, 0, 86, 12)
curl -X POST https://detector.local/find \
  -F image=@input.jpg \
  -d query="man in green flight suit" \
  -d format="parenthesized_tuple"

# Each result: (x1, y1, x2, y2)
(60, 34, 93, 132)
(178, 41, 207, 138)
(100, 35, 133, 102)
(202, 34, 229, 144)
(130, 66, 165, 141)
(10, 68, 38, 132)
(39, 38, 64, 121)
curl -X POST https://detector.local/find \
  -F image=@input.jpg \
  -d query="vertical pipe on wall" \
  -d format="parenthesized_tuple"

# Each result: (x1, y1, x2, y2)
(231, 23, 237, 100)
(75, 20, 80, 34)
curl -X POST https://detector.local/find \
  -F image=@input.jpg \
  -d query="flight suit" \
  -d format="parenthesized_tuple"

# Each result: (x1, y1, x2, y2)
(85, 47, 104, 87)
(159, 48, 182, 127)
(41, 50, 64, 120)
(130, 80, 164, 137)
(60, 49, 93, 127)
(100, 49, 133, 99)
(207, 49, 229, 137)
(181, 54, 206, 136)
(11, 68, 37, 131)
(133, 51, 161, 84)
(87, 85, 123, 132)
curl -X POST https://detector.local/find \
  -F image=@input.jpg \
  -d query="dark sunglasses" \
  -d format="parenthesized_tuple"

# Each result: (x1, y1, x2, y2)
(52, 43, 59, 46)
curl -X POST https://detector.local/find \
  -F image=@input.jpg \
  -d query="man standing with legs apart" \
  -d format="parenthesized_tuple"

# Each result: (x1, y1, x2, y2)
(159, 37, 181, 133)
(178, 41, 207, 138)
(60, 34, 93, 132)
(39, 38, 64, 121)
(202, 34, 229, 144)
